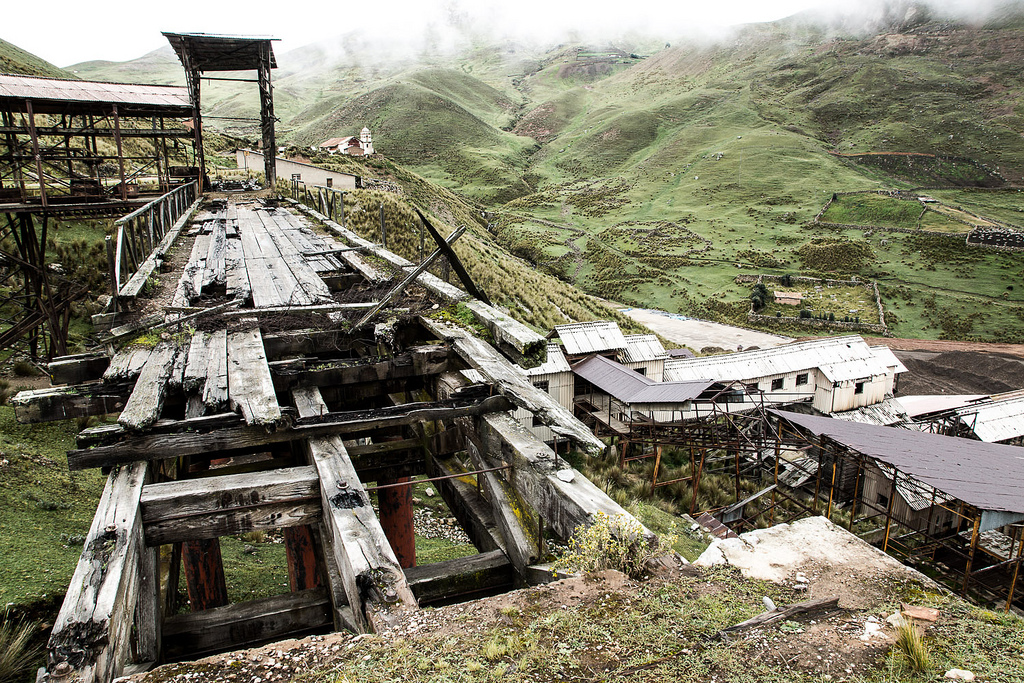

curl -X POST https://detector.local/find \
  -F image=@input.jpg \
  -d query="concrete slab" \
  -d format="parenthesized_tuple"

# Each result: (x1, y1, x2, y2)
(620, 308, 793, 352)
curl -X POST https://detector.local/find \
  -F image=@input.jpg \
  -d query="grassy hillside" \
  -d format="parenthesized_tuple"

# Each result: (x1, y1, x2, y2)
(0, 37, 77, 78)
(65, 10, 1024, 341)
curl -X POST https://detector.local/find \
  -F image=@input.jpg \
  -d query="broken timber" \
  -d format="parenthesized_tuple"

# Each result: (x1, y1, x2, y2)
(36, 193, 661, 683)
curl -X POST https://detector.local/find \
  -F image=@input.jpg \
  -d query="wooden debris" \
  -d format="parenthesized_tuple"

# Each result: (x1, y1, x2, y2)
(11, 385, 130, 424)
(404, 549, 513, 605)
(717, 596, 840, 639)
(117, 342, 178, 431)
(102, 345, 153, 383)
(202, 329, 229, 412)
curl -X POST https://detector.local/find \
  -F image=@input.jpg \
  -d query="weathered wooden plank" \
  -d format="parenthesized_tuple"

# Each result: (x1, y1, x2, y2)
(11, 385, 130, 424)
(48, 353, 110, 386)
(223, 238, 250, 304)
(227, 328, 282, 426)
(404, 549, 513, 605)
(102, 346, 152, 383)
(202, 219, 227, 289)
(182, 330, 211, 393)
(428, 454, 505, 554)
(141, 465, 319, 523)
(421, 316, 604, 456)
(464, 429, 539, 573)
(239, 207, 313, 307)
(119, 197, 201, 300)
(258, 209, 333, 303)
(284, 200, 388, 283)
(268, 346, 450, 392)
(293, 386, 417, 633)
(475, 411, 655, 546)
(117, 342, 178, 431)
(162, 587, 332, 660)
(46, 462, 148, 683)
(68, 395, 512, 470)
(144, 501, 322, 546)
(203, 329, 229, 412)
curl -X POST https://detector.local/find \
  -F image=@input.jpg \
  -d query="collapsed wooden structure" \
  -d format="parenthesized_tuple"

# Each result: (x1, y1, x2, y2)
(17, 194, 649, 683)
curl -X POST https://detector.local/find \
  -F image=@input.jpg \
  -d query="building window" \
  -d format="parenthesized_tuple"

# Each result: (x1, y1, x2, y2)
(771, 378, 784, 391)
(532, 414, 544, 427)
(533, 379, 550, 394)
(877, 492, 889, 507)
(795, 373, 809, 386)
(855, 382, 865, 395)
(634, 367, 647, 376)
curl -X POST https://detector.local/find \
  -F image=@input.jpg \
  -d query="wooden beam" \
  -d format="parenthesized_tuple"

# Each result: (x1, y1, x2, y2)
(162, 588, 332, 661)
(48, 353, 111, 386)
(11, 384, 130, 424)
(404, 549, 513, 605)
(68, 395, 512, 470)
(46, 462, 149, 683)
(118, 341, 178, 431)
(268, 345, 450, 392)
(474, 411, 654, 546)
(428, 454, 505, 554)
(293, 386, 417, 633)
(421, 316, 604, 456)
(140, 466, 321, 545)
(227, 328, 282, 426)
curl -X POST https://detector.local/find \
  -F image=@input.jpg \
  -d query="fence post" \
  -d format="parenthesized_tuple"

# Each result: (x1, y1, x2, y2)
(380, 204, 386, 247)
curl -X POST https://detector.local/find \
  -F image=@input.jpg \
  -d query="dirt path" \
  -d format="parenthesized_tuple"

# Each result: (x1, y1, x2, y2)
(801, 336, 1024, 359)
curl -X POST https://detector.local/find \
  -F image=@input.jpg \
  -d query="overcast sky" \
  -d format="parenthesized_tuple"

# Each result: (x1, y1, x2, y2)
(5, 0, 827, 67)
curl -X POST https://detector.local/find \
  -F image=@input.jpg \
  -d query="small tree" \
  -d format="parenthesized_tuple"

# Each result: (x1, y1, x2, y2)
(799, 309, 812, 319)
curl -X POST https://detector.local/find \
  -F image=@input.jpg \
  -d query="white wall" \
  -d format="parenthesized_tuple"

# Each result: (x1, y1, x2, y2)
(236, 149, 359, 190)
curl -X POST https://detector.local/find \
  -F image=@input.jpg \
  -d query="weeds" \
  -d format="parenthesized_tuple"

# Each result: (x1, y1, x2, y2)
(0, 608, 43, 683)
(552, 512, 676, 579)
(894, 618, 930, 673)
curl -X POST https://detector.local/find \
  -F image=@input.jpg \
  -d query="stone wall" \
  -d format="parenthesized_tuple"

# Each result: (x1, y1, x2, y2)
(739, 274, 888, 335)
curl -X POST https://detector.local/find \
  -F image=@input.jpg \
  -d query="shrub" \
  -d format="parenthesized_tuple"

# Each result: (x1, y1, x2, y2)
(552, 512, 675, 579)
(799, 309, 812, 319)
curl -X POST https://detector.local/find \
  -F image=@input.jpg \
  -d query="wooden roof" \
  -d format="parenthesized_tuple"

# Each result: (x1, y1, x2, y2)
(0, 73, 191, 116)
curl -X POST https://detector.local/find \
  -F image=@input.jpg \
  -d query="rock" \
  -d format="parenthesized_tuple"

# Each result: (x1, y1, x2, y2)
(885, 611, 907, 628)
(944, 670, 975, 681)
(424, 487, 436, 497)
(901, 603, 940, 622)
(556, 469, 575, 482)
(762, 596, 777, 612)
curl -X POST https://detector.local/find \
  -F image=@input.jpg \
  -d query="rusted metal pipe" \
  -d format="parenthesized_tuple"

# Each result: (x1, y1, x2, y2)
(377, 476, 415, 569)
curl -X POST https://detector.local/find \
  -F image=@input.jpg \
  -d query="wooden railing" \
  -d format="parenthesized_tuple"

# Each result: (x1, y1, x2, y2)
(107, 181, 198, 307)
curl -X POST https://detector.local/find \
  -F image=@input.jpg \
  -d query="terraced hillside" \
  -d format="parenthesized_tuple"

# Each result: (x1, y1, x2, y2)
(51, 3, 1024, 342)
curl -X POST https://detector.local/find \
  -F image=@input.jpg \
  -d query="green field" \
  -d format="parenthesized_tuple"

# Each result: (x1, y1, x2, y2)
(756, 283, 881, 324)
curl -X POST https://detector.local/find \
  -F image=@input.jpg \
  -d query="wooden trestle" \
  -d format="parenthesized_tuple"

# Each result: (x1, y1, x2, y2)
(19, 197, 645, 683)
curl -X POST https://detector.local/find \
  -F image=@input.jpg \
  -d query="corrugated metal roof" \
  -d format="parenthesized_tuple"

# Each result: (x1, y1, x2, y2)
(554, 321, 627, 355)
(163, 32, 278, 72)
(619, 334, 668, 363)
(875, 461, 954, 511)
(772, 409, 1024, 514)
(573, 354, 714, 404)
(664, 336, 903, 384)
(955, 392, 1024, 443)
(897, 394, 989, 418)
(0, 74, 191, 112)
(525, 344, 571, 376)
(831, 397, 910, 427)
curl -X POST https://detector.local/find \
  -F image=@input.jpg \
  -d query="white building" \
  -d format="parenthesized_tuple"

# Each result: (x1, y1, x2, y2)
(663, 336, 905, 413)
(318, 128, 374, 156)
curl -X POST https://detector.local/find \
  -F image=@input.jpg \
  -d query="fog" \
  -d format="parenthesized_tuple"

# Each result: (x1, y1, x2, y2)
(2, 0, 1021, 69)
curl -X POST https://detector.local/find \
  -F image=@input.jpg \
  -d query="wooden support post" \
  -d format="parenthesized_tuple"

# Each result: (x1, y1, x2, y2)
(1006, 531, 1024, 612)
(182, 539, 229, 611)
(46, 462, 149, 683)
(292, 387, 417, 632)
(379, 204, 386, 247)
(112, 104, 127, 202)
(258, 42, 276, 189)
(25, 100, 46, 208)
(962, 514, 981, 596)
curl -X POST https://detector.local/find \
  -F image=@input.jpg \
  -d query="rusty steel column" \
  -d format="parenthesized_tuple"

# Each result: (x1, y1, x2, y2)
(378, 477, 416, 569)
(284, 525, 323, 591)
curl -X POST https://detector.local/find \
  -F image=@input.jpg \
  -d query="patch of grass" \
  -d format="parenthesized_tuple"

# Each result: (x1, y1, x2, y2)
(0, 608, 43, 683)
(0, 406, 107, 607)
(894, 618, 931, 673)
(821, 193, 923, 228)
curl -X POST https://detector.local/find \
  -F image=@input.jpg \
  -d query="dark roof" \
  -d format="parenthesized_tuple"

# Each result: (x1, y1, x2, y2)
(572, 354, 714, 404)
(0, 74, 191, 117)
(163, 33, 278, 72)
(772, 409, 1024, 515)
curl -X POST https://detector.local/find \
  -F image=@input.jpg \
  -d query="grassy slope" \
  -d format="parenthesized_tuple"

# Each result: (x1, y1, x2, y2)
(491, 18, 1024, 342)
(0, 38, 77, 78)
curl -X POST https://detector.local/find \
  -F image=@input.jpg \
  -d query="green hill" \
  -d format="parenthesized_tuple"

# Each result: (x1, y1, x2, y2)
(55, 9, 1024, 342)
(0, 37, 77, 78)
